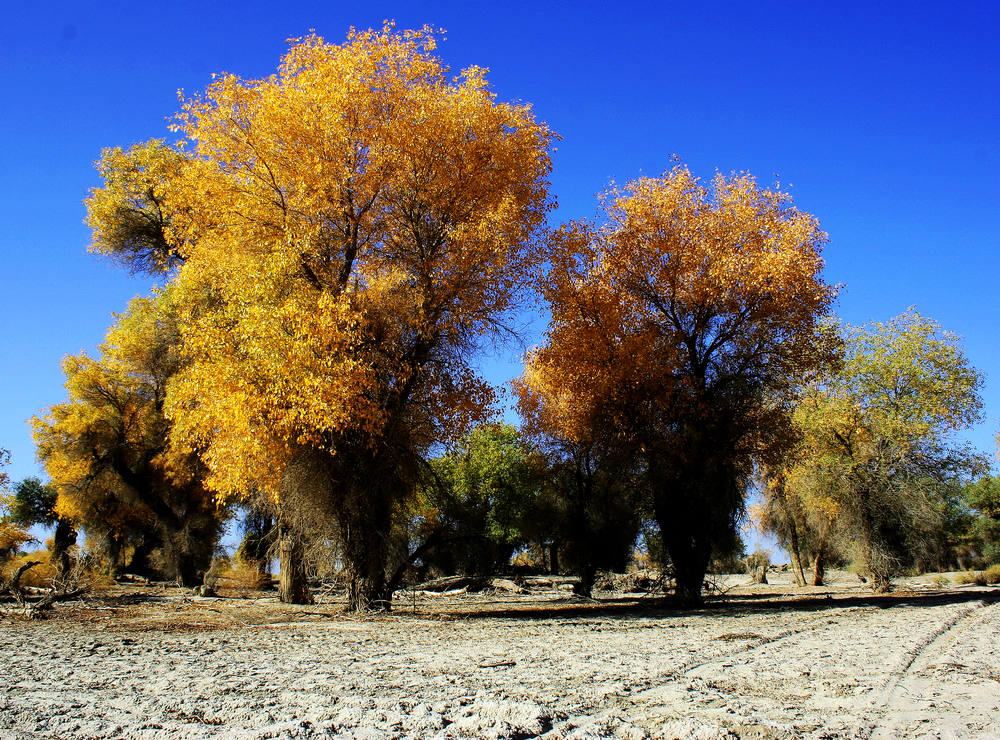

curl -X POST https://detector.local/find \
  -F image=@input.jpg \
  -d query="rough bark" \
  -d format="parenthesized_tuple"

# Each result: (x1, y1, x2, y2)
(277, 524, 313, 604)
(341, 486, 392, 612)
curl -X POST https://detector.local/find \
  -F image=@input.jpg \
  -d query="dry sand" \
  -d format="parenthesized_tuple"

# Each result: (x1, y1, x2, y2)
(1, 571, 998, 739)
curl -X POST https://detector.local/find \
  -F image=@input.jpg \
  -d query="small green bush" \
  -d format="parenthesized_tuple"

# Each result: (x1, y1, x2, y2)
(985, 563, 1000, 585)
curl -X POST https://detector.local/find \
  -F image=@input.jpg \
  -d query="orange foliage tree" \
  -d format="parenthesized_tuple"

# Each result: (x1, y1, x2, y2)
(518, 166, 835, 603)
(141, 25, 556, 609)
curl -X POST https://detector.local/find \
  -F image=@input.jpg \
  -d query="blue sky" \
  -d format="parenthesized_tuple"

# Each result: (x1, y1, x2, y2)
(2, 0, 999, 496)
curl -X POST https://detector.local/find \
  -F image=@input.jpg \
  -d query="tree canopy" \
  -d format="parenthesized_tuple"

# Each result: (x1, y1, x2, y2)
(82, 25, 558, 609)
(32, 289, 224, 585)
(518, 166, 835, 602)
(782, 310, 985, 589)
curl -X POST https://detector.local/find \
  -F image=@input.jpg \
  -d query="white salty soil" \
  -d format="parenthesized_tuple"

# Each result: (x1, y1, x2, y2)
(1, 571, 998, 739)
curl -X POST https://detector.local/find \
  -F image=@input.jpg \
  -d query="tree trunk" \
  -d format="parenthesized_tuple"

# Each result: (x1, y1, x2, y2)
(175, 552, 203, 588)
(573, 563, 596, 597)
(277, 524, 313, 604)
(786, 518, 807, 587)
(256, 555, 273, 590)
(812, 521, 830, 586)
(548, 541, 560, 575)
(51, 520, 77, 577)
(812, 550, 826, 586)
(126, 532, 161, 578)
(345, 527, 389, 612)
(341, 485, 392, 612)
(668, 534, 711, 606)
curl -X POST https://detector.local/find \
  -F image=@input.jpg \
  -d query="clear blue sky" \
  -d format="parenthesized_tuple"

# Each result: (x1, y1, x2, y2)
(2, 0, 999, 492)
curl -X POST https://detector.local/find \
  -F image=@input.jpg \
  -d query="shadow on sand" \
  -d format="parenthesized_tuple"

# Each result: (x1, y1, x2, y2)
(434, 587, 999, 622)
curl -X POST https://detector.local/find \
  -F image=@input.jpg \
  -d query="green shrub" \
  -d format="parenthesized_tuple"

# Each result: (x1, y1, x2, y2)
(985, 564, 1000, 585)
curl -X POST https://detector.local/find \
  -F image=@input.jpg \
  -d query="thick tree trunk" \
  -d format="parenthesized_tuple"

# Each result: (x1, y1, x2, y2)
(667, 534, 712, 606)
(341, 484, 393, 612)
(573, 563, 596, 597)
(344, 523, 389, 612)
(175, 553, 203, 588)
(277, 524, 313, 604)
(549, 541, 560, 575)
(126, 532, 161, 578)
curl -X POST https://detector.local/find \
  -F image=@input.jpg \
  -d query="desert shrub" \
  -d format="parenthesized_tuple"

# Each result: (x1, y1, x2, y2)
(745, 548, 771, 584)
(2, 547, 112, 593)
(931, 573, 951, 587)
(985, 563, 1000, 585)
(955, 570, 987, 586)
(215, 555, 274, 596)
(510, 549, 544, 571)
(745, 549, 770, 571)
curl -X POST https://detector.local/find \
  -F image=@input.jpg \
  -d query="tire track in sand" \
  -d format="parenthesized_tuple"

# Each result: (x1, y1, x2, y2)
(851, 597, 995, 739)
(597, 606, 848, 719)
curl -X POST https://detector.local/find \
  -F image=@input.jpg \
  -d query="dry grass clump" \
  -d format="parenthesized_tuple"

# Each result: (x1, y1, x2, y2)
(931, 573, 951, 588)
(213, 556, 273, 597)
(954, 568, 1000, 586)
(985, 564, 1000, 584)
(954, 570, 983, 585)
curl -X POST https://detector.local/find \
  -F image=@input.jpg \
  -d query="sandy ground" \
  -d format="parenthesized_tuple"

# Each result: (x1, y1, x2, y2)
(1, 571, 998, 739)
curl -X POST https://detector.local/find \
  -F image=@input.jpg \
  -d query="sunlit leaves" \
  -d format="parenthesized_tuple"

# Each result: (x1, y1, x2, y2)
(85, 141, 191, 274)
(153, 25, 554, 505)
(518, 165, 835, 453)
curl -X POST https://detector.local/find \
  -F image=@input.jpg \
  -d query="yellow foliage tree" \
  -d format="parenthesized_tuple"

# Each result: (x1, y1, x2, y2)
(778, 310, 984, 591)
(118, 25, 557, 609)
(32, 289, 225, 585)
(86, 140, 191, 274)
(518, 166, 834, 603)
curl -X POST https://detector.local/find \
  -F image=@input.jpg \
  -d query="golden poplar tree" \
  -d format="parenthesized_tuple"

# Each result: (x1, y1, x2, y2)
(126, 25, 556, 609)
(518, 166, 834, 603)
(32, 290, 225, 585)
